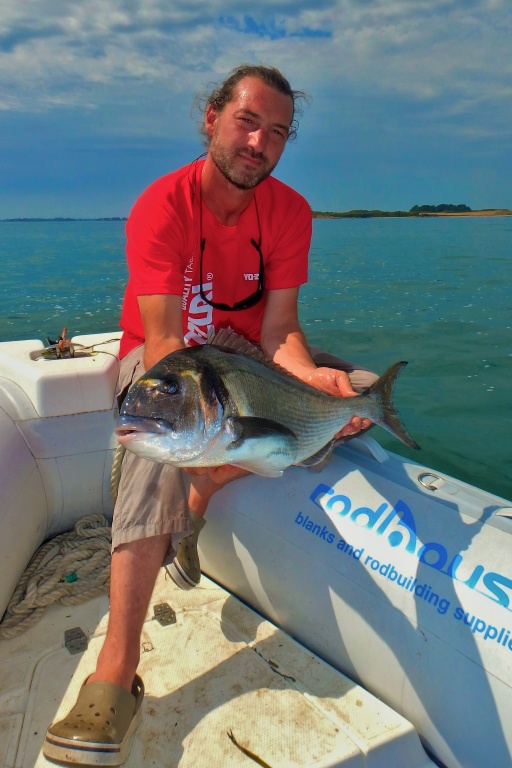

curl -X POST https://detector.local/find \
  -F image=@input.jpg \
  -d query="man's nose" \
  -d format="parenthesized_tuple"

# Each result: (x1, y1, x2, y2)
(247, 128, 267, 152)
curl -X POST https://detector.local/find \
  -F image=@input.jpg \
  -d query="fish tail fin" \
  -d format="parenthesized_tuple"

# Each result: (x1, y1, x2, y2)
(367, 362, 420, 450)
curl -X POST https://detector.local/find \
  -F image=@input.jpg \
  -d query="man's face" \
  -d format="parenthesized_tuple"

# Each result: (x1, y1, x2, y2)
(206, 76, 294, 190)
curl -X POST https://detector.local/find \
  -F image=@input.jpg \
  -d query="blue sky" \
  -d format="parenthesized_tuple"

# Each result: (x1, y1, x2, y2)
(1, 0, 511, 217)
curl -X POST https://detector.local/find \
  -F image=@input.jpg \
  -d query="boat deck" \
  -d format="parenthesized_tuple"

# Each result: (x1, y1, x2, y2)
(0, 569, 436, 767)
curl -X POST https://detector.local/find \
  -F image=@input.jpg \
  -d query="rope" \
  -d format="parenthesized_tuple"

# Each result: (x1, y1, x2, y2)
(110, 444, 126, 506)
(0, 514, 111, 641)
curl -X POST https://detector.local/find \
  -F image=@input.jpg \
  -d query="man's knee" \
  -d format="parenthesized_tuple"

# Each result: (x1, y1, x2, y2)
(349, 369, 378, 393)
(310, 346, 378, 393)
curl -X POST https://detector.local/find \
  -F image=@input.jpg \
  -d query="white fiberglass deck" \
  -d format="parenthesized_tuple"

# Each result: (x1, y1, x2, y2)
(0, 570, 435, 768)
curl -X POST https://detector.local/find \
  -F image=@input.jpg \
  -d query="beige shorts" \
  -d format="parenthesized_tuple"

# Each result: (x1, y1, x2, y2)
(111, 343, 377, 558)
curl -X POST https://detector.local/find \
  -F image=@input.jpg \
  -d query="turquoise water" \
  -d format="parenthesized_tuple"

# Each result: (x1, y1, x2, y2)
(0, 217, 510, 500)
(0, 221, 127, 338)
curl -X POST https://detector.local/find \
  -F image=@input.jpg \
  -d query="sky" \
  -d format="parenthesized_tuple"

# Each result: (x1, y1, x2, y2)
(1, 0, 511, 218)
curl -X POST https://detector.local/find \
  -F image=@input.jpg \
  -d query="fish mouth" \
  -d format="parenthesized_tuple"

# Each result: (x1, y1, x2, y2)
(115, 414, 171, 443)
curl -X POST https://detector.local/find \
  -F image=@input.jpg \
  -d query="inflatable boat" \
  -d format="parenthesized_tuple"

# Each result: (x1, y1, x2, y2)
(0, 332, 511, 768)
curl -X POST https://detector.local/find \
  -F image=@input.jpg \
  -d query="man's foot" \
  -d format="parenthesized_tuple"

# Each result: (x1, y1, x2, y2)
(166, 511, 206, 590)
(43, 675, 144, 766)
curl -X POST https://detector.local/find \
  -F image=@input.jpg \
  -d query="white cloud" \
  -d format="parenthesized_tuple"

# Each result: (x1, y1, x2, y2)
(0, 0, 510, 144)
(323, 0, 511, 97)
(0, 1, 332, 101)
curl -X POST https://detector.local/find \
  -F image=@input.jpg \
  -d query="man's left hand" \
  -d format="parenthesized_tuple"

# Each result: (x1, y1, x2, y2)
(302, 367, 372, 439)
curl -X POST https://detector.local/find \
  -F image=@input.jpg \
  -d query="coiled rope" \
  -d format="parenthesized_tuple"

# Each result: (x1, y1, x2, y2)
(0, 514, 111, 640)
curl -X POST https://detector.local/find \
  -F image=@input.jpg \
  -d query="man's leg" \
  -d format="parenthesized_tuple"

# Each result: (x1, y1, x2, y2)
(43, 534, 171, 766)
(44, 444, 191, 765)
(167, 465, 249, 589)
(89, 534, 172, 691)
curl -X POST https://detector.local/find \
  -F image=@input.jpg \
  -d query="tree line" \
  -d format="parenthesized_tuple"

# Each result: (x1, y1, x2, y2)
(312, 203, 472, 218)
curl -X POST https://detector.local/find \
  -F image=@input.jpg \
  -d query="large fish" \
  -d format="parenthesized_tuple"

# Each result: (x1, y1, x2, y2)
(115, 329, 420, 477)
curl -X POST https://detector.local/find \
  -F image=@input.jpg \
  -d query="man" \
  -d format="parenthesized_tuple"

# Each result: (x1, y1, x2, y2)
(43, 64, 375, 767)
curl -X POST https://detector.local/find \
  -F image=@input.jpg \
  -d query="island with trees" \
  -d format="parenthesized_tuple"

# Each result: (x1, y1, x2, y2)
(312, 204, 512, 218)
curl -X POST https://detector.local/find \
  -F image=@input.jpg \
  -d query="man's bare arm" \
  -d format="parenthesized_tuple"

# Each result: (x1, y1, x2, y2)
(137, 294, 185, 370)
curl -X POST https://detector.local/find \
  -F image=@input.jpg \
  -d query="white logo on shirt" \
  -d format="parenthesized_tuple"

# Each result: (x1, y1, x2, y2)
(182, 258, 195, 310)
(184, 282, 213, 345)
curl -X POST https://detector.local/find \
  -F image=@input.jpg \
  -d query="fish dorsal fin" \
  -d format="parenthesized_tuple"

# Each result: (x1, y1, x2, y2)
(207, 327, 308, 385)
(207, 327, 269, 363)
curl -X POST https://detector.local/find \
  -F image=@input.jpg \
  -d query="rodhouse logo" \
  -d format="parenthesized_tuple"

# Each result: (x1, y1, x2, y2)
(309, 483, 512, 612)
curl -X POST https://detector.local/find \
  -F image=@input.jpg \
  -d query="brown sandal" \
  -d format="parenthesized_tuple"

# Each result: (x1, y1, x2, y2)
(43, 674, 144, 766)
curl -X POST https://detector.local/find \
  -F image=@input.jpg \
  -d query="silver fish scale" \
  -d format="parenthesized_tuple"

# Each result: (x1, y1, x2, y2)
(202, 347, 378, 464)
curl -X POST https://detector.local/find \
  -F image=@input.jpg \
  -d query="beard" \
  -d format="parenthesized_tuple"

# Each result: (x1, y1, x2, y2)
(209, 131, 277, 190)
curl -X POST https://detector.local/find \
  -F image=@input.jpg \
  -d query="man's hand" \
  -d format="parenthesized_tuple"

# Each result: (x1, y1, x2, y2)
(302, 366, 372, 439)
(185, 465, 251, 517)
(185, 465, 249, 484)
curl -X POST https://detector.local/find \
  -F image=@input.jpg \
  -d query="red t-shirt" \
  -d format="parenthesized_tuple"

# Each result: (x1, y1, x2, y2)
(119, 159, 311, 358)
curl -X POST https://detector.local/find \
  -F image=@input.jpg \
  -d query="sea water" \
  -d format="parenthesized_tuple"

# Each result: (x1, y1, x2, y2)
(0, 216, 510, 500)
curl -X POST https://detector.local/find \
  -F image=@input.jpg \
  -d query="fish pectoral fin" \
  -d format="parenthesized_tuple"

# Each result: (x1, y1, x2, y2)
(229, 416, 297, 446)
(296, 440, 335, 468)
(224, 417, 298, 478)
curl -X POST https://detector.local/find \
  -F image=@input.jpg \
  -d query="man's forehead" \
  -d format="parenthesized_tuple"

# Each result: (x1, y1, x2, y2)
(227, 77, 293, 123)
(230, 76, 292, 107)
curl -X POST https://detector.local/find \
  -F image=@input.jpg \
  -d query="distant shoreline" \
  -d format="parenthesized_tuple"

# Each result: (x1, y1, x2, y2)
(0, 217, 128, 222)
(1, 210, 511, 222)
(313, 209, 512, 219)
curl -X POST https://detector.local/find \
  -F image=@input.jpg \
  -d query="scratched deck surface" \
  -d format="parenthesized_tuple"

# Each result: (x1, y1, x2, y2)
(0, 571, 435, 767)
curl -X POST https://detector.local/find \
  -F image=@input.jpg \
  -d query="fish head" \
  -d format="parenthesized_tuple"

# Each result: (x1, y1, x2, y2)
(115, 349, 225, 465)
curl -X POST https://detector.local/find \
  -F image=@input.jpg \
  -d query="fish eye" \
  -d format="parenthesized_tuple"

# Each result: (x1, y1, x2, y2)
(160, 379, 180, 395)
